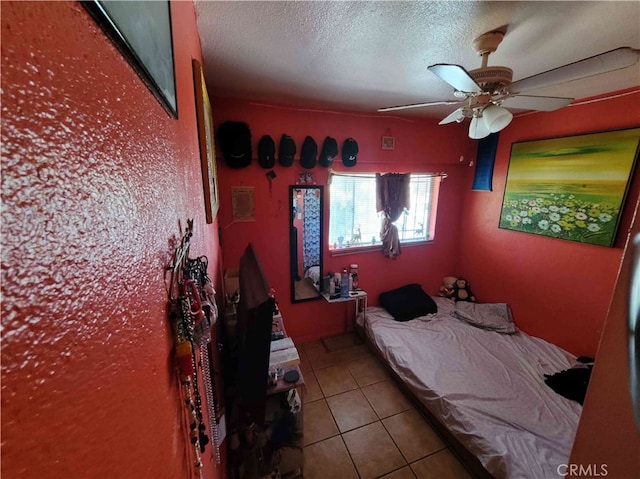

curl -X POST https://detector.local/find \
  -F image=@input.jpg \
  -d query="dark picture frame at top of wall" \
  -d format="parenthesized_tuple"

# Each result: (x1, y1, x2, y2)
(82, 0, 178, 118)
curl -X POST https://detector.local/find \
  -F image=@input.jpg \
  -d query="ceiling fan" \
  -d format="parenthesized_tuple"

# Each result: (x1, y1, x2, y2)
(378, 30, 640, 139)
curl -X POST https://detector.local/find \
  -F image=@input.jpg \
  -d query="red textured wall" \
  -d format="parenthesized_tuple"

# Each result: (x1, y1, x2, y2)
(569, 193, 640, 478)
(1, 2, 224, 479)
(458, 89, 640, 357)
(212, 97, 476, 342)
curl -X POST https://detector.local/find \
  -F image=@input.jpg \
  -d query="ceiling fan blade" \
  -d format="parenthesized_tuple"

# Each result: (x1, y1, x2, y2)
(507, 47, 640, 93)
(500, 95, 574, 111)
(377, 100, 463, 113)
(428, 64, 483, 94)
(439, 108, 466, 125)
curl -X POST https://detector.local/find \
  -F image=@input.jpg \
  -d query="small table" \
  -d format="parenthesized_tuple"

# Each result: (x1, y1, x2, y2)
(321, 290, 368, 331)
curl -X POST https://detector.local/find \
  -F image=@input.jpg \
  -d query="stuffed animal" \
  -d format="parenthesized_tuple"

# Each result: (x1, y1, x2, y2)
(453, 278, 475, 302)
(439, 276, 457, 299)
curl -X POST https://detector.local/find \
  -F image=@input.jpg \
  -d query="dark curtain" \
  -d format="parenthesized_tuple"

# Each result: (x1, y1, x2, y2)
(376, 173, 410, 258)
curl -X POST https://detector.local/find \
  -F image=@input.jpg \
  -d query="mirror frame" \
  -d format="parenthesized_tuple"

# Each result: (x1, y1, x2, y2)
(289, 185, 324, 304)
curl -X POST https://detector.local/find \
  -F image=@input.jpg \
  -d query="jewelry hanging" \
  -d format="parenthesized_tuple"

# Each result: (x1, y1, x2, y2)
(167, 220, 222, 477)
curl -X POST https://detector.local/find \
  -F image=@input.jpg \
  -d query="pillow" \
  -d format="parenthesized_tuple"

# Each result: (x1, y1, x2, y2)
(454, 302, 517, 334)
(432, 296, 456, 316)
(544, 365, 592, 405)
(379, 283, 437, 321)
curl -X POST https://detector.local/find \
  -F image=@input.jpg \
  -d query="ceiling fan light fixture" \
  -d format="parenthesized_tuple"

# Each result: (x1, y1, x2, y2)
(483, 104, 513, 133)
(469, 115, 491, 139)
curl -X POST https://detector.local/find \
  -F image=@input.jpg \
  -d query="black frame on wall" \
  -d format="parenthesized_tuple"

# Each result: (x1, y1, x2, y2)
(82, 0, 178, 119)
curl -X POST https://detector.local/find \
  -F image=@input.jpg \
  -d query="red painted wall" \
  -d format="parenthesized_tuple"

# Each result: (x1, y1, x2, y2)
(569, 194, 640, 478)
(458, 89, 640, 356)
(212, 98, 476, 342)
(1, 2, 225, 479)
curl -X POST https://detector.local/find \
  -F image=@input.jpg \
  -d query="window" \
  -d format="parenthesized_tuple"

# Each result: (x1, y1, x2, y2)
(328, 173, 443, 250)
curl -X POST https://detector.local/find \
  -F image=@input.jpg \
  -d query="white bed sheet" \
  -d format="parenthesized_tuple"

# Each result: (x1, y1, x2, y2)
(364, 299, 581, 479)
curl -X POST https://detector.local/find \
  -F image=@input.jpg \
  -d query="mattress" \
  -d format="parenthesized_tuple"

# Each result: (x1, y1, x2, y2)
(364, 298, 581, 479)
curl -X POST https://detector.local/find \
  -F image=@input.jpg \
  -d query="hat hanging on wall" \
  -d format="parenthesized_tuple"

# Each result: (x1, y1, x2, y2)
(342, 138, 359, 167)
(278, 134, 296, 167)
(300, 136, 317, 169)
(216, 121, 252, 168)
(319, 136, 338, 167)
(258, 135, 275, 168)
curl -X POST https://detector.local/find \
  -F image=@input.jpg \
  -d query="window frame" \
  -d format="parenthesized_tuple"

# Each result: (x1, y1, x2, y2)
(327, 171, 445, 255)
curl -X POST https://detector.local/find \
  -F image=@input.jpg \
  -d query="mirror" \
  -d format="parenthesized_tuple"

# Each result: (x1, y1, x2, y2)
(290, 185, 324, 303)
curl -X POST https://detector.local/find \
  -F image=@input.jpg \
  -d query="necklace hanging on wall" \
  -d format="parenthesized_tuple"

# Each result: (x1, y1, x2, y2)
(167, 220, 222, 476)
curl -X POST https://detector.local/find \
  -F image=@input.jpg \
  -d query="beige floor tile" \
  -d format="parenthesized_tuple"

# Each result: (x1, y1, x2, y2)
(299, 339, 324, 354)
(347, 354, 390, 387)
(383, 409, 446, 462)
(343, 421, 407, 479)
(298, 348, 312, 373)
(314, 365, 358, 397)
(303, 399, 339, 445)
(380, 466, 418, 479)
(334, 343, 371, 363)
(303, 435, 359, 479)
(304, 344, 343, 370)
(410, 449, 473, 479)
(299, 340, 325, 361)
(362, 380, 413, 418)
(326, 389, 378, 432)
(301, 371, 323, 404)
(321, 332, 363, 351)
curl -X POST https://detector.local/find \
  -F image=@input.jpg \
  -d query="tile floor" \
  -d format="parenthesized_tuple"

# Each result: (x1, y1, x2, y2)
(298, 334, 473, 479)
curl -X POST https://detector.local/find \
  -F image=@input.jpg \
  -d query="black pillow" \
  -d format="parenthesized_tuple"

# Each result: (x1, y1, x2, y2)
(544, 365, 592, 405)
(379, 283, 437, 322)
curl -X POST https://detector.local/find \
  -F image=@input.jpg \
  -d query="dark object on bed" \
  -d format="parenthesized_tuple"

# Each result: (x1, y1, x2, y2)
(544, 365, 593, 405)
(379, 283, 437, 321)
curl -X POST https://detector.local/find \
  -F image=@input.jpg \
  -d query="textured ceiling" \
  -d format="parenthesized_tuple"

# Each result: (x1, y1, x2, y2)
(194, 1, 640, 120)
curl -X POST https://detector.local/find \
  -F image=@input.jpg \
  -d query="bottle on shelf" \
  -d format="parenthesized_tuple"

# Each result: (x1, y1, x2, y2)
(350, 264, 359, 290)
(340, 268, 349, 298)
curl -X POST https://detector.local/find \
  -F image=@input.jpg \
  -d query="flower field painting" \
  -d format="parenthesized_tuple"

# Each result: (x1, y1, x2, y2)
(499, 128, 640, 247)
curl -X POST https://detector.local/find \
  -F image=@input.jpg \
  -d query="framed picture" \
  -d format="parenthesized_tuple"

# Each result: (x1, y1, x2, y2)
(231, 187, 256, 222)
(381, 136, 395, 150)
(193, 59, 219, 223)
(499, 128, 640, 247)
(82, 0, 177, 118)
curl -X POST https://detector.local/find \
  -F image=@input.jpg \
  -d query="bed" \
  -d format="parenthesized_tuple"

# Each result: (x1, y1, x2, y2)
(304, 265, 321, 288)
(360, 295, 582, 479)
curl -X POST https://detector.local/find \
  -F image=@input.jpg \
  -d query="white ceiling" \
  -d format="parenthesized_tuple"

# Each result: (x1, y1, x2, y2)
(194, 1, 640, 120)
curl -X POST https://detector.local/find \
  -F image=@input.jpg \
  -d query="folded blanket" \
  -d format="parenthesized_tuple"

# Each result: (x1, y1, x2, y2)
(454, 302, 517, 334)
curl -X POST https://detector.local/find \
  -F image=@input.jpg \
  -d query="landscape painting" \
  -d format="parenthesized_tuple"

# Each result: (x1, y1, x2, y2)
(499, 128, 640, 247)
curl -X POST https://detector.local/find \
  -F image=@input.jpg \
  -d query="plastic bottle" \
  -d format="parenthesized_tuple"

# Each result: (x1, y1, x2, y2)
(350, 264, 359, 290)
(340, 268, 349, 298)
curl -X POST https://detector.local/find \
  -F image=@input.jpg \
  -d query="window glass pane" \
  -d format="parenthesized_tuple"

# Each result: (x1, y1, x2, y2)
(328, 174, 379, 248)
(329, 173, 439, 250)
(398, 175, 432, 242)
